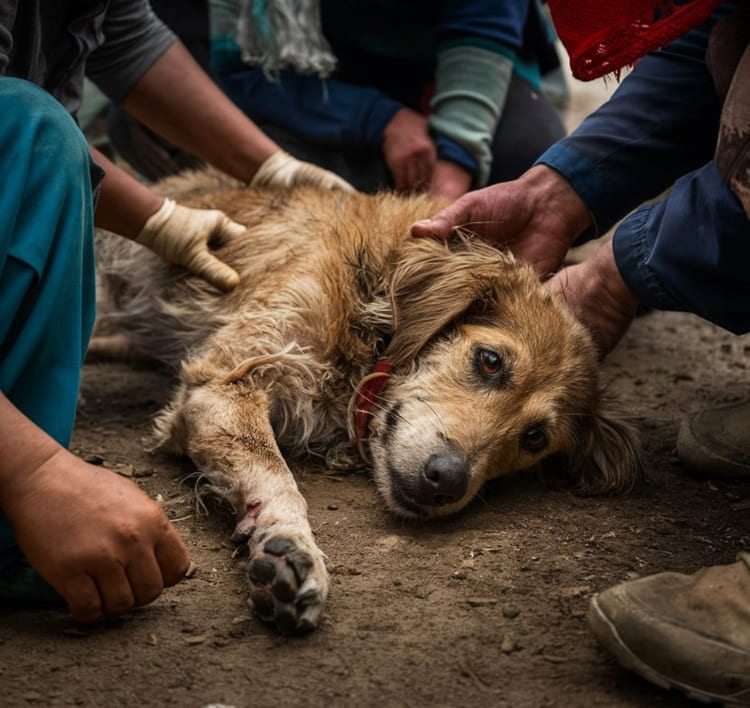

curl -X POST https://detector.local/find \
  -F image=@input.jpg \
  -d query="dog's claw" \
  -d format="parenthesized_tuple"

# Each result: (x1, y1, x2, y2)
(247, 534, 328, 634)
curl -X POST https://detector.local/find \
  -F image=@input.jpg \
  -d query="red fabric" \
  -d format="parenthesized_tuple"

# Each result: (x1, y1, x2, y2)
(353, 359, 392, 446)
(548, 0, 724, 80)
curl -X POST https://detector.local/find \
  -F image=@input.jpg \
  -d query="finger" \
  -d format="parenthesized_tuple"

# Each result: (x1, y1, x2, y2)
(215, 215, 247, 244)
(410, 196, 474, 239)
(390, 160, 408, 192)
(154, 531, 191, 588)
(59, 574, 103, 624)
(125, 552, 165, 607)
(420, 157, 436, 191)
(185, 250, 241, 292)
(403, 160, 421, 192)
(287, 160, 355, 192)
(93, 564, 135, 616)
(325, 173, 355, 192)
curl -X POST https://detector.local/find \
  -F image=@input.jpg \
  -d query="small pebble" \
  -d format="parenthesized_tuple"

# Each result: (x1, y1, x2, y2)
(185, 634, 209, 645)
(115, 464, 135, 478)
(500, 633, 517, 654)
(502, 605, 520, 619)
(467, 598, 497, 607)
(327, 504, 339, 511)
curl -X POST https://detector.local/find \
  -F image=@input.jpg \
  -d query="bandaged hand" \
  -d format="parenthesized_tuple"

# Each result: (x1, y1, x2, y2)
(135, 198, 245, 291)
(250, 150, 354, 192)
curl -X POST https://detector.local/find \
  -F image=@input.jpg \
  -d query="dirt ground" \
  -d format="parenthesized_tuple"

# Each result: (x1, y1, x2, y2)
(3, 80, 750, 708)
(1, 285, 749, 708)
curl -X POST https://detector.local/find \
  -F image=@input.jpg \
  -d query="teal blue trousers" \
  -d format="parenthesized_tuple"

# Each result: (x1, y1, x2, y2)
(0, 78, 97, 598)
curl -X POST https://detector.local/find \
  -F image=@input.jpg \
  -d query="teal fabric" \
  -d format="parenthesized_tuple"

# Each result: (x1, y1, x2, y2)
(429, 46, 514, 185)
(0, 78, 97, 601)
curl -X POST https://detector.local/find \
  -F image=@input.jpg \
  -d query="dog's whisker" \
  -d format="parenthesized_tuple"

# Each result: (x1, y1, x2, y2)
(419, 397, 450, 441)
(362, 396, 420, 432)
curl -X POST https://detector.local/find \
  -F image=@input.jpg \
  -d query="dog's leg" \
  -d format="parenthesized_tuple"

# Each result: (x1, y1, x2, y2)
(86, 333, 149, 363)
(161, 380, 328, 634)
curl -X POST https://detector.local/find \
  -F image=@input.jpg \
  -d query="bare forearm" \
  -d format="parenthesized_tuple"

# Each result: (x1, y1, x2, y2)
(91, 146, 163, 237)
(121, 42, 277, 183)
(0, 393, 60, 509)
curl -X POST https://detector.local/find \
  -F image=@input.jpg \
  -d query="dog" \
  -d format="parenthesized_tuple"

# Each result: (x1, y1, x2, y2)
(94, 168, 641, 634)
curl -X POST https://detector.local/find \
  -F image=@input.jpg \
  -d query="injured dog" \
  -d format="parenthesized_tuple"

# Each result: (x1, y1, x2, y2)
(94, 169, 641, 634)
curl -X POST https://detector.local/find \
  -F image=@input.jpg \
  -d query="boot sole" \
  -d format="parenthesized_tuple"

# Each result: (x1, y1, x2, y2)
(589, 596, 750, 706)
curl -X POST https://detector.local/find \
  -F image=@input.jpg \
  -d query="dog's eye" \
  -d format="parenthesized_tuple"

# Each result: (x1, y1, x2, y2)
(521, 424, 548, 453)
(473, 346, 511, 387)
(478, 349, 502, 376)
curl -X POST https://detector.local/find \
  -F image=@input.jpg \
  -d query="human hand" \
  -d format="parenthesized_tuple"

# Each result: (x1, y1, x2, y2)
(250, 150, 354, 192)
(412, 165, 593, 277)
(428, 160, 472, 200)
(136, 198, 245, 292)
(382, 107, 437, 192)
(545, 240, 639, 359)
(1, 448, 190, 623)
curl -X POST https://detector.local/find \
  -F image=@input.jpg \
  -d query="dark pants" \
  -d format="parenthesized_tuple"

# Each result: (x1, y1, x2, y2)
(109, 73, 565, 190)
(260, 73, 565, 192)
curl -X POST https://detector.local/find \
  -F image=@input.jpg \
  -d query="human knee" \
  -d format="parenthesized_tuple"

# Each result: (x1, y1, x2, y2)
(0, 78, 90, 177)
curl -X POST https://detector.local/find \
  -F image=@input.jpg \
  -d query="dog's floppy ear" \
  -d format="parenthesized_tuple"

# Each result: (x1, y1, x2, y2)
(386, 238, 506, 366)
(568, 399, 644, 495)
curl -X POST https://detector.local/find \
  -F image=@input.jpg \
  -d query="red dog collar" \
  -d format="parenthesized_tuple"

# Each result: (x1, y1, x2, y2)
(353, 359, 392, 459)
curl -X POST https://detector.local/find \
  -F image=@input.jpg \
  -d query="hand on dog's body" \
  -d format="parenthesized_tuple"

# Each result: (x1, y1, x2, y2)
(92, 145, 352, 293)
(0, 393, 190, 623)
(412, 165, 638, 357)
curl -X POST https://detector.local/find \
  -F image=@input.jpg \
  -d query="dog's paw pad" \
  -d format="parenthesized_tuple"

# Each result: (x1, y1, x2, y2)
(247, 535, 326, 635)
(248, 557, 277, 584)
(264, 537, 296, 556)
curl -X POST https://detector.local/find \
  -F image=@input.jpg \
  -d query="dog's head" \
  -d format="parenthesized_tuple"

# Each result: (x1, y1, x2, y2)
(365, 237, 641, 519)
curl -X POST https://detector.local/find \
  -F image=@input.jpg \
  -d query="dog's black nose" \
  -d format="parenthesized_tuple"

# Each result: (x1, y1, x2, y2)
(416, 453, 469, 506)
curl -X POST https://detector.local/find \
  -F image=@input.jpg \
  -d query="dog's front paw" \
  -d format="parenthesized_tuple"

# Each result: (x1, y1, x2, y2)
(247, 532, 328, 634)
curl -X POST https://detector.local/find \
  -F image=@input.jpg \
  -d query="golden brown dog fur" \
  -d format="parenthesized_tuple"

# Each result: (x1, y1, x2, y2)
(95, 168, 641, 634)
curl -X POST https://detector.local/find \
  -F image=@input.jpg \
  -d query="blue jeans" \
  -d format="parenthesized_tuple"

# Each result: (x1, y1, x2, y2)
(0, 78, 97, 580)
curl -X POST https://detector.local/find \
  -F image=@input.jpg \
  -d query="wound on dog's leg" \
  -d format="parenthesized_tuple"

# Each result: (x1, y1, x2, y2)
(162, 379, 330, 634)
(231, 499, 263, 544)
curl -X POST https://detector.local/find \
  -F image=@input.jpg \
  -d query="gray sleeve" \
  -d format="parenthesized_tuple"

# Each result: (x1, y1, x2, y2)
(85, 0, 177, 105)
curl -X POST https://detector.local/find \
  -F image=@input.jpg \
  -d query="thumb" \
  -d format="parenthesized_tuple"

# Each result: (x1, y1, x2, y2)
(410, 193, 477, 239)
(186, 249, 241, 292)
(411, 211, 461, 240)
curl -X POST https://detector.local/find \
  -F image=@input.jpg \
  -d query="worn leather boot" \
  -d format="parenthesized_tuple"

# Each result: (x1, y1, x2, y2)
(677, 400, 750, 478)
(589, 553, 750, 705)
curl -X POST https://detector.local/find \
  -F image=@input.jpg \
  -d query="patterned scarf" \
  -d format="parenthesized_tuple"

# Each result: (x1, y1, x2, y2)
(237, 0, 337, 78)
